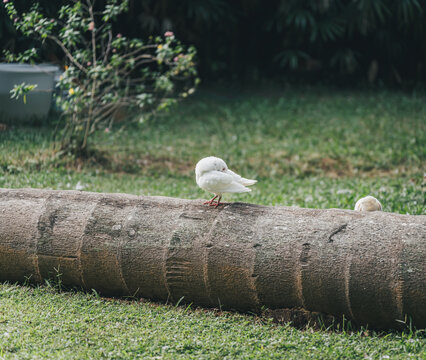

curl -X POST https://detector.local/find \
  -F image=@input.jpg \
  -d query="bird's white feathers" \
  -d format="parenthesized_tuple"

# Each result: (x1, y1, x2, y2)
(195, 156, 257, 195)
(354, 196, 382, 211)
(225, 169, 257, 186)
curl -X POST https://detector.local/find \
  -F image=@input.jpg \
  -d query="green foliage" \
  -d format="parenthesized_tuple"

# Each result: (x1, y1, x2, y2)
(120, 0, 426, 84)
(3, 0, 198, 156)
(270, 0, 426, 80)
(1, 0, 425, 84)
(3, 47, 39, 62)
(9, 82, 37, 104)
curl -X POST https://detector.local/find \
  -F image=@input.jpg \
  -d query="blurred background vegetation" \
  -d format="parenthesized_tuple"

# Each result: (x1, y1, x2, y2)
(1, 0, 425, 87)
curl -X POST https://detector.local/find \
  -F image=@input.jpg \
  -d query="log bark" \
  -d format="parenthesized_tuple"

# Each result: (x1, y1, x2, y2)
(0, 188, 425, 329)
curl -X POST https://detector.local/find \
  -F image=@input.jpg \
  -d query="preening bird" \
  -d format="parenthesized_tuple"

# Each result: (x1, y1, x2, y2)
(354, 195, 382, 211)
(195, 156, 257, 207)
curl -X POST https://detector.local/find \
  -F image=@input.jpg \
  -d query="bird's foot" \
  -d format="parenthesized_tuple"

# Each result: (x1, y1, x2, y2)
(204, 195, 218, 206)
(213, 196, 222, 208)
(203, 196, 222, 208)
(206, 200, 223, 207)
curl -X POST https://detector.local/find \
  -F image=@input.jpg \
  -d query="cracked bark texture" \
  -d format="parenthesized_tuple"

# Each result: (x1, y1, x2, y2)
(0, 188, 425, 329)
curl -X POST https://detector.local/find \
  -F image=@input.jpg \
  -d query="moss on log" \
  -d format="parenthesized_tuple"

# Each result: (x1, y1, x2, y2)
(0, 188, 425, 329)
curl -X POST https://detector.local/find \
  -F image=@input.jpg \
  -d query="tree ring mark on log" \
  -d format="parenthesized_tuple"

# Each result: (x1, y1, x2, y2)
(344, 252, 355, 319)
(203, 209, 225, 303)
(296, 242, 311, 308)
(299, 243, 311, 266)
(165, 257, 192, 299)
(77, 200, 99, 289)
(34, 195, 53, 282)
(179, 213, 203, 220)
(328, 223, 348, 242)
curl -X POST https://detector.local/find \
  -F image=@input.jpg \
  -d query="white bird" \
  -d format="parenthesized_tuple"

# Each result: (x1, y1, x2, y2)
(195, 156, 257, 207)
(354, 195, 382, 212)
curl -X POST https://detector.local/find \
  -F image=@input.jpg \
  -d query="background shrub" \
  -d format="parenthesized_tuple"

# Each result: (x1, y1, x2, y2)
(1, 0, 425, 86)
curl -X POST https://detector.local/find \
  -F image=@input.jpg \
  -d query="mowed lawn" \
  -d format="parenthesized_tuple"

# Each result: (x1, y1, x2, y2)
(1, 89, 424, 213)
(0, 89, 425, 359)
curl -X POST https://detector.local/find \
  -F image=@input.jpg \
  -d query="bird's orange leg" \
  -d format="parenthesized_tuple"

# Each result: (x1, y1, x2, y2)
(204, 195, 218, 205)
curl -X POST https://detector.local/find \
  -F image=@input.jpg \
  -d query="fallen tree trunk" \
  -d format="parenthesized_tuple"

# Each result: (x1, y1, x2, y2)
(0, 188, 425, 329)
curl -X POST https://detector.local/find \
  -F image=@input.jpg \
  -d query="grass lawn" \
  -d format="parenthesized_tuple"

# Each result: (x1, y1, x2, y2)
(0, 88, 425, 359)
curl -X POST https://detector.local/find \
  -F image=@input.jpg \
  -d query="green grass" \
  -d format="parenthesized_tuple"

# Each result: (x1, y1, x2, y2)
(0, 283, 424, 359)
(1, 89, 425, 214)
(0, 89, 425, 358)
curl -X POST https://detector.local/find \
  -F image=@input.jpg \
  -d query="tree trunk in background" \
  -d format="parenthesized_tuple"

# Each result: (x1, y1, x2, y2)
(0, 188, 425, 329)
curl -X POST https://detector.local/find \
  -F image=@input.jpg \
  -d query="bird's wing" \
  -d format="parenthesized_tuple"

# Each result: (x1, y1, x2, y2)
(226, 169, 257, 186)
(198, 171, 251, 194)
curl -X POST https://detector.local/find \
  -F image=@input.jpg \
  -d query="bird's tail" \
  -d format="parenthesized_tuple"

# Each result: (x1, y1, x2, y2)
(240, 178, 257, 186)
(226, 169, 257, 187)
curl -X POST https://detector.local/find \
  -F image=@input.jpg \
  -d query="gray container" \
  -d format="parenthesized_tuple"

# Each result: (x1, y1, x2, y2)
(0, 63, 60, 122)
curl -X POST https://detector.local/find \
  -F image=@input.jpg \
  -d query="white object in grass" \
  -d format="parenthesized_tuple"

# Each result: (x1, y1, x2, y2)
(354, 196, 382, 211)
(195, 156, 257, 207)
